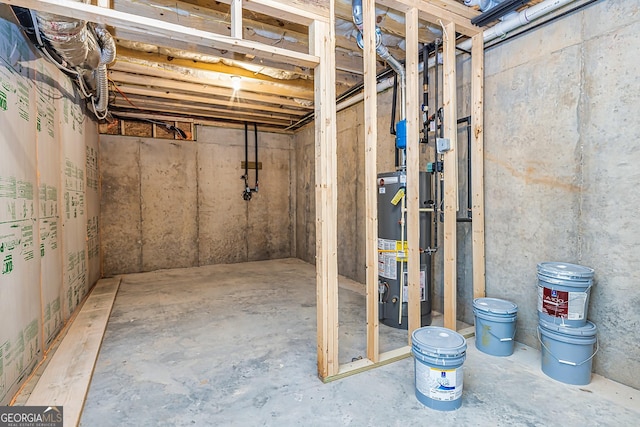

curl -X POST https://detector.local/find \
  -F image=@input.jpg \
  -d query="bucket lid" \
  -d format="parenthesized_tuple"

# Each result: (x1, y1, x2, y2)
(473, 297, 518, 315)
(412, 326, 467, 357)
(537, 262, 594, 280)
(538, 318, 597, 337)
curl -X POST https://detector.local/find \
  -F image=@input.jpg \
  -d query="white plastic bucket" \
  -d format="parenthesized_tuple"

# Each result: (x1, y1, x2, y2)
(538, 318, 598, 385)
(537, 262, 594, 327)
(473, 298, 518, 357)
(411, 326, 467, 411)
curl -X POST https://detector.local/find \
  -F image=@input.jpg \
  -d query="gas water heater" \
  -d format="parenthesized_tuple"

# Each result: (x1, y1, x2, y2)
(377, 171, 432, 329)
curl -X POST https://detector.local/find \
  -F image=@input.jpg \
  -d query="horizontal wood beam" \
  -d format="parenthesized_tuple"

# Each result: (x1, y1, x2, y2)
(112, 31, 311, 77)
(113, 84, 307, 117)
(334, 0, 435, 44)
(377, 0, 482, 37)
(241, 0, 329, 25)
(111, 0, 370, 75)
(108, 71, 311, 109)
(203, 0, 329, 25)
(115, 46, 313, 91)
(1, 0, 320, 67)
(110, 111, 294, 134)
(111, 101, 294, 127)
(323, 346, 412, 383)
(115, 92, 302, 121)
(25, 278, 120, 427)
(110, 60, 315, 100)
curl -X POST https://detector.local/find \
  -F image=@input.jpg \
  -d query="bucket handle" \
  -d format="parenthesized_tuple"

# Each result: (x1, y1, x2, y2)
(484, 325, 516, 342)
(537, 330, 599, 366)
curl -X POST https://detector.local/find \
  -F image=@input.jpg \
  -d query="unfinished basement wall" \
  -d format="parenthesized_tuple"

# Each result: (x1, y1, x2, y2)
(100, 126, 294, 275)
(481, 2, 639, 389)
(294, 89, 397, 284)
(295, 2, 638, 390)
(0, 16, 100, 404)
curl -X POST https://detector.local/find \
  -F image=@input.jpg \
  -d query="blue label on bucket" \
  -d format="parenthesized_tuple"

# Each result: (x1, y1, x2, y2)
(416, 364, 462, 401)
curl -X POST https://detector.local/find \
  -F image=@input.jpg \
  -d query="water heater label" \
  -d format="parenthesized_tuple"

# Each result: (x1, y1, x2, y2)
(415, 364, 463, 402)
(538, 286, 587, 320)
(378, 239, 397, 279)
(402, 270, 426, 302)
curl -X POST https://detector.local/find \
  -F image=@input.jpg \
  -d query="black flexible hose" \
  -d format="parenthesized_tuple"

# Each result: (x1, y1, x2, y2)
(254, 122, 259, 190)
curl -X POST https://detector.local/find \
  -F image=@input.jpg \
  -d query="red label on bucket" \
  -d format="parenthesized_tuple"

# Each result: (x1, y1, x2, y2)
(541, 287, 569, 318)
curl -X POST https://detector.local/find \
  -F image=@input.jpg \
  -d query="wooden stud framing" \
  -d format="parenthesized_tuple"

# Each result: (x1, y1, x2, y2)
(322, 0, 483, 382)
(363, 0, 379, 364)
(471, 34, 486, 299)
(442, 21, 458, 330)
(377, 0, 482, 37)
(405, 7, 421, 339)
(311, 7, 339, 380)
(230, 0, 243, 39)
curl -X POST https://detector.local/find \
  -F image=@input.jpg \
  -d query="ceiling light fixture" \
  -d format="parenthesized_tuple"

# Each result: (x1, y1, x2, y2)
(231, 76, 241, 91)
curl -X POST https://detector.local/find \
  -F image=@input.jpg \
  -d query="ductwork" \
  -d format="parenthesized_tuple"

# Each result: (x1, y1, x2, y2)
(352, 0, 406, 121)
(464, 0, 505, 12)
(34, 8, 99, 69)
(23, 0, 115, 118)
(93, 26, 116, 114)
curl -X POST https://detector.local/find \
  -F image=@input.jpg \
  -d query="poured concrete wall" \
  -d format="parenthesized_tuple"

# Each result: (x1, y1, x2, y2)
(100, 126, 294, 275)
(0, 16, 99, 404)
(482, 2, 640, 389)
(294, 2, 639, 389)
(294, 90, 396, 283)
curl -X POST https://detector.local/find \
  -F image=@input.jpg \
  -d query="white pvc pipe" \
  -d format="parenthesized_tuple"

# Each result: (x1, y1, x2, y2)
(458, 0, 577, 51)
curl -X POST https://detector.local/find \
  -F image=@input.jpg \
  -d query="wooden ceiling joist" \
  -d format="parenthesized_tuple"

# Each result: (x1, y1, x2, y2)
(111, 110, 293, 134)
(377, 0, 482, 36)
(112, 83, 308, 117)
(110, 60, 315, 100)
(115, 46, 312, 86)
(108, 71, 310, 109)
(112, 99, 295, 127)
(229, 0, 330, 25)
(114, 93, 299, 120)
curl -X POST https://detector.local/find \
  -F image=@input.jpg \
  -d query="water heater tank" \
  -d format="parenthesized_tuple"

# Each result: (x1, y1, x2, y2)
(377, 171, 432, 329)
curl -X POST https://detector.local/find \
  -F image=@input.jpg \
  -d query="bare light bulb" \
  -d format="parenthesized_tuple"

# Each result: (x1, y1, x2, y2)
(231, 76, 241, 91)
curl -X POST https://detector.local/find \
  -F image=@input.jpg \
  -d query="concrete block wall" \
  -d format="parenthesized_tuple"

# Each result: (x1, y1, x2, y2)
(0, 16, 99, 404)
(100, 126, 294, 276)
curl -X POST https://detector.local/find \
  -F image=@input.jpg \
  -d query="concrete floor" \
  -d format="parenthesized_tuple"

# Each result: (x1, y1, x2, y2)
(80, 259, 639, 426)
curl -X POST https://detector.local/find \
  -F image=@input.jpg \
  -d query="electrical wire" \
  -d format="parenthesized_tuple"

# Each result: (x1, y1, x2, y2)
(109, 78, 139, 109)
(108, 79, 186, 139)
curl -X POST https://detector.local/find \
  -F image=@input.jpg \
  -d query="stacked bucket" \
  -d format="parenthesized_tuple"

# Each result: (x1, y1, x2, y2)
(536, 262, 598, 385)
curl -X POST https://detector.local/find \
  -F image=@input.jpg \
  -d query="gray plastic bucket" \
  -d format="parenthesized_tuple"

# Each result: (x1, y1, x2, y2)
(473, 298, 518, 357)
(537, 262, 594, 327)
(538, 319, 598, 385)
(411, 326, 467, 411)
